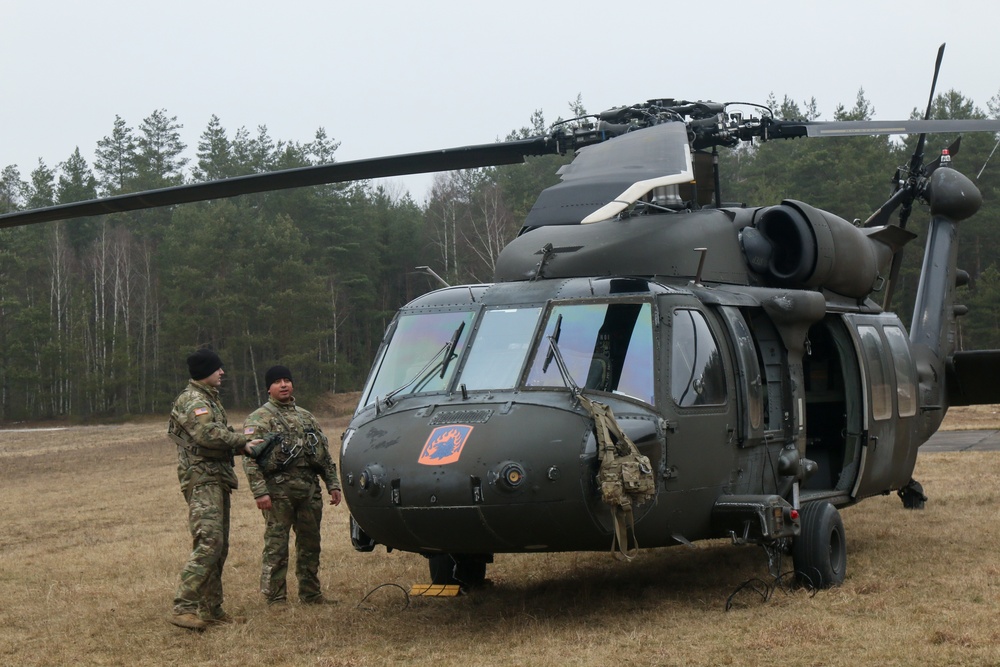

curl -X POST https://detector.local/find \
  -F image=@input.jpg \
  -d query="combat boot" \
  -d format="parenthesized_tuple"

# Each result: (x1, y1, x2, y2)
(169, 613, 207, 631)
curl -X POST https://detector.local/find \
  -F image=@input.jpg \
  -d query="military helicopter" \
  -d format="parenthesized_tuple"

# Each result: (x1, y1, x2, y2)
(5, 45, 1000, 591)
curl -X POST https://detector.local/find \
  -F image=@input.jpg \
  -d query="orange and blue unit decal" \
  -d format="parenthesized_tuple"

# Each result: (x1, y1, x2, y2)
(418, 424, 474, 465)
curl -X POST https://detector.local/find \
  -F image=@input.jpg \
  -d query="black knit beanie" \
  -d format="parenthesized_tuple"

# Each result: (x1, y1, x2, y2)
(265, 365, 293, 388)
(187, 349, 223, 380)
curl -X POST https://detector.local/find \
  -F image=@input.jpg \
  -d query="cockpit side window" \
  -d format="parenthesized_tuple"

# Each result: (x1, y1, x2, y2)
(524, 301, 655, 405)
(671, 309, 727, 407)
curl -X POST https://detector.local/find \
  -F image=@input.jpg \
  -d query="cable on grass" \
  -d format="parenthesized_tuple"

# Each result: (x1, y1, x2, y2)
(790, 568, 821, 598)
(726, 577, 771, 610)
(725, 570, 817, 610)
(356, 583, 411, 611)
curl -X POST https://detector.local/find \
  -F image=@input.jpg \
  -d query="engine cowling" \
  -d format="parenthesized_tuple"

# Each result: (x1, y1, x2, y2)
(740, 199, 897, 298)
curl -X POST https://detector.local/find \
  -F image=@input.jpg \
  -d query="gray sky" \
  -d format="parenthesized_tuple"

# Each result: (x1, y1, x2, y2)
(3, 0, 999, 203)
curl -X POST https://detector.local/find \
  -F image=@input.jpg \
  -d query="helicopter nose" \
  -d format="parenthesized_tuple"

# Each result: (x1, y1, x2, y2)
(342, 400, 614, 553)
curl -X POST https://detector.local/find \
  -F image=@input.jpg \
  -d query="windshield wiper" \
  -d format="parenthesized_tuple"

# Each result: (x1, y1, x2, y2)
(540, 313, 581, 394)
(438, 320, 466, 380)
(542, 314, 563, 374)
(544, 329, 581, 395)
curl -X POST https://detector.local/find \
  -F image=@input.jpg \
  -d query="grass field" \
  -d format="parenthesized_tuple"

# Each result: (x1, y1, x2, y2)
(1, 401, 999, 666)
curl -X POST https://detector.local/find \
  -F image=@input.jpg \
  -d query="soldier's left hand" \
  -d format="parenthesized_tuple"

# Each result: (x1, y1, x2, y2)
(330, 490, 342, 506)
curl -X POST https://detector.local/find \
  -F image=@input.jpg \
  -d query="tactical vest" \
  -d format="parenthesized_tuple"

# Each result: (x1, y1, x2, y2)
(256, 401, 325, 476)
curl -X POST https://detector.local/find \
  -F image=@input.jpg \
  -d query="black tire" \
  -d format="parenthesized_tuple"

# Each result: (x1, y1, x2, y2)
(792, 502, 846, 588)
(428, 554, 456, 585)
(454, 559, 487, 587)
(427, 554, 488, 588)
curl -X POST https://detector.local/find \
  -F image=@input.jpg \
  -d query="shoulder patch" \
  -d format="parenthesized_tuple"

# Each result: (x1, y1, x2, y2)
(244, 426, 256, 435)
(193, 407, 210, 416)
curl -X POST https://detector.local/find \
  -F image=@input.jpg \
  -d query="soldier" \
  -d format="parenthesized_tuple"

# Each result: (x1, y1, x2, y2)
(243, 365, 342, 605)
(167, 348, 260, 631)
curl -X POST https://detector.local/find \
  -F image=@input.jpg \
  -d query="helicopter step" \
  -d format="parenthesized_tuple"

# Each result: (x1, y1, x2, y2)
(711, 494, 800, 545)
(797, 490, 851, 506)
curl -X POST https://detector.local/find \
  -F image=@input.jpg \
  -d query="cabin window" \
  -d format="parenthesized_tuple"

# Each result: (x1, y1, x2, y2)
(858, 325, 892, 421)
(883, 325, 917, 418)
(459, 307, 541, 390)
(524, 301, 655, 404)
(360, 310, 476, 406)
(671, 309, 727, 407)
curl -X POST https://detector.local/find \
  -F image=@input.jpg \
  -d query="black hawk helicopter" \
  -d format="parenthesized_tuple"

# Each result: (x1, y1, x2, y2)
(5, 45, 1000, 590)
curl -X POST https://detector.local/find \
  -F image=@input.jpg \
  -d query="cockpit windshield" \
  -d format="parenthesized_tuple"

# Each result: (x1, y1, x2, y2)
(459, 307, 542, 390)
(359, 307, 541, 407)
(360, 310, 475, 406)
(525, 301, 655, 404)
(359, 299, 656, 410)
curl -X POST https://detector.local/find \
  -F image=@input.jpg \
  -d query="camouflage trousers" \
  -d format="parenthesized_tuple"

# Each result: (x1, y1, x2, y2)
(173, 481, 231, 618)
(258, 475, 324, 603)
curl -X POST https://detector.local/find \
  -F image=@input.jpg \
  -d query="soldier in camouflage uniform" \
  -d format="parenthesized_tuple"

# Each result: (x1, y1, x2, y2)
(243, 365, 342, 605)
(167, 349, 261, 631)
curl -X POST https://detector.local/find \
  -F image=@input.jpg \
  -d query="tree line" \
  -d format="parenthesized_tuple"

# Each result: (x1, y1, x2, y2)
(1, 89, 998, 422)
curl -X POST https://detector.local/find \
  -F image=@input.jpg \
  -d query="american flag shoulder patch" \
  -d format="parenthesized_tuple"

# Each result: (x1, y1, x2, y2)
(193, 407, 209, 416)
(244, 426, 256, 435)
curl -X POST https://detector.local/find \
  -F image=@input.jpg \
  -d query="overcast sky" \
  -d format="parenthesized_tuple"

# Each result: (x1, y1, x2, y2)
(3, 0, 999, 203)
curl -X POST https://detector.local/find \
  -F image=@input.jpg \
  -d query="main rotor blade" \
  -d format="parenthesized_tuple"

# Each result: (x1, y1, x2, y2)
(802, 118, 1000, 137)
(0, 137, 556, 228)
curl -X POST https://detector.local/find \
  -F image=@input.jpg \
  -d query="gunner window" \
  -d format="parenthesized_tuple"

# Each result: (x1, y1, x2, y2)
(883, 325, 917, 418)
(858, 325, 892, 421)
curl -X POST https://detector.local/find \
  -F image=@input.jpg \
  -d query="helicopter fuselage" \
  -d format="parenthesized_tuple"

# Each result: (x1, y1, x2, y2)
(341, 207, 935, 558)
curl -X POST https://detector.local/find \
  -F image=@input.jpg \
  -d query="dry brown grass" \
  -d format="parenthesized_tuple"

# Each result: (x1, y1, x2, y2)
(2, 395, 1000, 666)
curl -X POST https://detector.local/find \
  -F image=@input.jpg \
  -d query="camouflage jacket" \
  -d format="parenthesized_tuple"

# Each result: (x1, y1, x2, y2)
(168, 380, 247, 490)
(242, 397, 340, 499)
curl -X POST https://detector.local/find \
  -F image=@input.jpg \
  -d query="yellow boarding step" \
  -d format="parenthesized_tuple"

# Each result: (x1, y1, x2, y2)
(409, 584, 461, 597)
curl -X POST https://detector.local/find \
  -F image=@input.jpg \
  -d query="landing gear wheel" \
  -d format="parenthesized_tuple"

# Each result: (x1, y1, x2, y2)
(898, 478, 927, 509)
(428, 554, 456, 585)
(427, 554, 489, 588)
(793, 502, 846, 588)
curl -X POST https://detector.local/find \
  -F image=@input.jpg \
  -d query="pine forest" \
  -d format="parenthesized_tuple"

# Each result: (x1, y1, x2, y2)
(1, 89, 999, 422)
